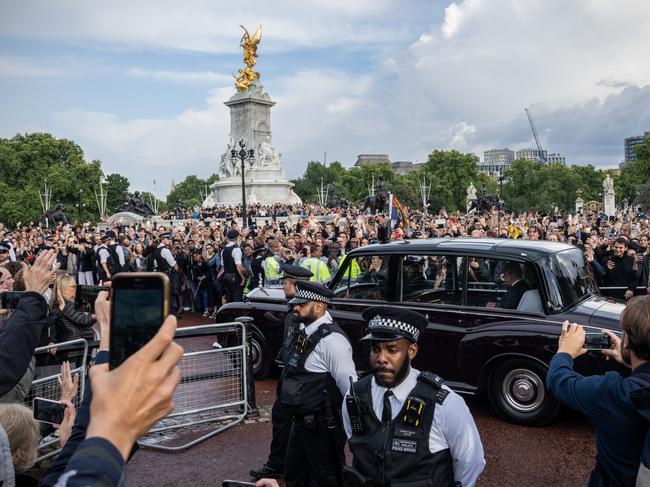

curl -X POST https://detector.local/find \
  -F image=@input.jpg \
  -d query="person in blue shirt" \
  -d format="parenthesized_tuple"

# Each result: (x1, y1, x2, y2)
(546, 295, 650, 487)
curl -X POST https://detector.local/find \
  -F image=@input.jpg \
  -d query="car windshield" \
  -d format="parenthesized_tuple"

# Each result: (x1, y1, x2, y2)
(542, 248, 598, 312)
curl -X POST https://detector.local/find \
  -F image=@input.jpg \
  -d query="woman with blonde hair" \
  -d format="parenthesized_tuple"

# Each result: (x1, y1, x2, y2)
(50, 273, 96, 344)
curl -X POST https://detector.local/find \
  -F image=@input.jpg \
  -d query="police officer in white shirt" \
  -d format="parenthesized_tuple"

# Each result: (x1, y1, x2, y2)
(342, 306, 485, 487)
(278, 280, 357, 487)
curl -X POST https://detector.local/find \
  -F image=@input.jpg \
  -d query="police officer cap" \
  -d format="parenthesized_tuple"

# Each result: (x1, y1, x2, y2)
(227, 229, 240, 240)
(158, 232, 171, 240)
(279, 263, 313, 281)
(289, 281, 333, 305)
(100, 230, 115, 242)
(361, 306, 427, 343)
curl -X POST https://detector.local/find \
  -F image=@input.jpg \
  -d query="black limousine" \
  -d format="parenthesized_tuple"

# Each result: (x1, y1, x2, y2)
(215, 238, 626, 425)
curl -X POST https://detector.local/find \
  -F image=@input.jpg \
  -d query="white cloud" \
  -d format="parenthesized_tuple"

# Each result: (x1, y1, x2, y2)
(0, 54, 62, 77)
(0, 0, 414, 53)
(128, 68, 232, 84)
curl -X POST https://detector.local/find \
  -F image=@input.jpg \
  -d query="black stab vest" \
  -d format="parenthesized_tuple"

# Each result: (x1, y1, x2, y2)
(278, 321, 348, 416)
(222, 245, 236, 274)
(153, 245, 171, 273)
(348, 372, 456, 487)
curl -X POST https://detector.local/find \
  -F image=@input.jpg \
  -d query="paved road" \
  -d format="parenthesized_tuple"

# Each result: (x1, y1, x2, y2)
(126, 378, 596, 487)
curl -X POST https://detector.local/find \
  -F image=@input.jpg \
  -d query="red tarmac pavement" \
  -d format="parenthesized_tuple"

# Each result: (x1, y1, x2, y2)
(126, 376, 596, 487)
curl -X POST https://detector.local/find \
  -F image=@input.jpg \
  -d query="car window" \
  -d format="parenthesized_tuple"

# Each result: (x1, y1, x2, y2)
(399, 255, 460, 305)
(333, 254, 389, 301)
(543, 249, 598, 311)
(464, 257, 541, 311)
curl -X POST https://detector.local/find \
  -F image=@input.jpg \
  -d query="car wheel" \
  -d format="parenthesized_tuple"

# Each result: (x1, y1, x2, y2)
(223, 326, 271, 380)
(249, 328, 272, 380)
(488, 358, 560, 426)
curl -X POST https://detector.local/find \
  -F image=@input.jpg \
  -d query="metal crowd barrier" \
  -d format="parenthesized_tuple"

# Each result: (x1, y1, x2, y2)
(27, 338, 93, 462)
(137, 322, 249, 452)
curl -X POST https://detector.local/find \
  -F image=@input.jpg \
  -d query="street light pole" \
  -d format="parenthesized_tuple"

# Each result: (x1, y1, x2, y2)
(231, 140, 255, 228)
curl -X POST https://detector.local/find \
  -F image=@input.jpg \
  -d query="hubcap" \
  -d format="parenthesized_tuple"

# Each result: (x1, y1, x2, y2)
(501, 368, 545, 413)
(251, 337, 263, 371)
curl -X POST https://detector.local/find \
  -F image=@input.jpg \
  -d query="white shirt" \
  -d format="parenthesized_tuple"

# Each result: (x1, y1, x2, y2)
(98, 245, 110, 264)
(158, 244, 177, 267)
(300, 311, 357, 397)
(342, 367, 485, 487)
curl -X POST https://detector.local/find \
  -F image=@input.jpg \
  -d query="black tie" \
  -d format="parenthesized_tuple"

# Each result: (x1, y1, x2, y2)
(382, 390, 393, 424)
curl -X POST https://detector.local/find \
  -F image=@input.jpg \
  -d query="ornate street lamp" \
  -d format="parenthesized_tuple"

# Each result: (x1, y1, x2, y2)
(230, 140, 255, 228)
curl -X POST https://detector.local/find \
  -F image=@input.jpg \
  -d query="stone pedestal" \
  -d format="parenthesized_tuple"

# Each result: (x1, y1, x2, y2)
(210, 80, 301, 206)
(575, 197, 584, 213)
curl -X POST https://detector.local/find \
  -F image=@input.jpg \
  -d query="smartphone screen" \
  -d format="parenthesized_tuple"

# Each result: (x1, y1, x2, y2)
(75, 285, 110, 312)
(584, 333, 612, 350)
(109, 273, 170, 369)
(1, 291, 27, 310)
(33, 398, 66, 425)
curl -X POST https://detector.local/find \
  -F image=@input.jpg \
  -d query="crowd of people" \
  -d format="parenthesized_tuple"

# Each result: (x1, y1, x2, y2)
(1, 202, 650, 486)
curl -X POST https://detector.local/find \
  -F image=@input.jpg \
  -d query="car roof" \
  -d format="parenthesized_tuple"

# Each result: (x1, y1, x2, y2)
(350, 237, 575, 261)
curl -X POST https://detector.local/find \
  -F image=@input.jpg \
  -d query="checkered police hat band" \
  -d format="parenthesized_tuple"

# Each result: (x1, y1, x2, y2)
(369, 315, 420, 341)
(295, 288, 329, 303)
(285, 272, 310, 280)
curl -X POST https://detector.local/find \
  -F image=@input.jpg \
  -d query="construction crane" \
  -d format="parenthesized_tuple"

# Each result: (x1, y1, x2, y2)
(524, 107, 546, 162)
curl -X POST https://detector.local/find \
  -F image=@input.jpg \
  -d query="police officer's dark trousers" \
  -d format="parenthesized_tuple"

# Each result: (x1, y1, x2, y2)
(266, 397, 291, 471)
(284, 415, 346, 487)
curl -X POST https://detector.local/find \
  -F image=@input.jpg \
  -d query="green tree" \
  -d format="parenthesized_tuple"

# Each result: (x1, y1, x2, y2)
(291, 161, 348, 203)
(0, 133, 105, 226)
(421, 150, 480, 211)
(166, 174, 218, 209)
(617, 136, 650, 206)
(104, 173, 130, 213)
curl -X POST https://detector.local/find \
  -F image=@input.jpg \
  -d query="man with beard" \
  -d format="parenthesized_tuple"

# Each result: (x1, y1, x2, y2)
(277, 280, 356, 487)
(546, 295, 650, 486)
(250, 263, 313, 481)
(341, 307, 485, 487)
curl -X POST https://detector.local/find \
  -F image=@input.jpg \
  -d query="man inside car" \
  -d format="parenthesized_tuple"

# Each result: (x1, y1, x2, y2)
(487, 262, 530, 310)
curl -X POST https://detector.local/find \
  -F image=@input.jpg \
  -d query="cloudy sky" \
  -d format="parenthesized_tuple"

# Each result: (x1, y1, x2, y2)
(1, 0, 649, 196)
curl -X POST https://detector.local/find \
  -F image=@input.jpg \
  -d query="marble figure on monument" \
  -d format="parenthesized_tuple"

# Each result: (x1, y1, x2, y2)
(466, 183, 477, 212)
(603, 175, 616, 215)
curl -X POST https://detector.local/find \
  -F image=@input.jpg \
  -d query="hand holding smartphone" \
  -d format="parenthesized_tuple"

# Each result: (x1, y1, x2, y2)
(33, 397, 66, 425)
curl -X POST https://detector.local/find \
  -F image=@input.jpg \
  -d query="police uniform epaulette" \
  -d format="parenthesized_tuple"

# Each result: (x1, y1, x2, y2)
(417, 371, 450, 405)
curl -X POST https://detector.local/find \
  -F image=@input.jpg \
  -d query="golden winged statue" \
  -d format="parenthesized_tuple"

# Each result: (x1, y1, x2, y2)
(234, 25, 262, 92)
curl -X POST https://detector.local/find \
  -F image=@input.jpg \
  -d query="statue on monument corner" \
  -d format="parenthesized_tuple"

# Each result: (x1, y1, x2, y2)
(258, 136, 281, 168)
(44, 199, 69, 226)
(234, 25, 262, 93)
(115, 191, 155, 216)
(603, 175, 614, 192)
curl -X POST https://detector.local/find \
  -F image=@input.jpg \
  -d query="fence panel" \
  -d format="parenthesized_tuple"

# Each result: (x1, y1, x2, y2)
(137, 322, 248, 452)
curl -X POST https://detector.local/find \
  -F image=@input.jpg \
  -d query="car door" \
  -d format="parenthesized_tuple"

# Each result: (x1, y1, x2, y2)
(396, 252, 469, 384)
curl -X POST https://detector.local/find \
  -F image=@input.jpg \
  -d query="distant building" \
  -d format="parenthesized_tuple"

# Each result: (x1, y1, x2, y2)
(355, 154, 390, 166)
(478, 148, 514, 177)
(546, 153, 566, 165)
(624, 131, 650, 164)
(516, 148, 548, 162)
(515, 148, 565, 165)
(391, 161, 424, 174)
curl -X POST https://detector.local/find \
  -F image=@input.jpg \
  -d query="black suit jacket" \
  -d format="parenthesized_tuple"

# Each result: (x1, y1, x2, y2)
(499, 279, 530, 310)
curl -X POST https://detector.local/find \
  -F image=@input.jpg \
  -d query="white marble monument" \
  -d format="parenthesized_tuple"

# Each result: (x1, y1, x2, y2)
(603, 175, 616, 215)
(208, 26, 301, 207)
(466, 182, 477, 212)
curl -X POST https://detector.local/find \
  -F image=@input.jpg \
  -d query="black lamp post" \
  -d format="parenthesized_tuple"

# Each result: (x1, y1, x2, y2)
(230, 140, 255, 228)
